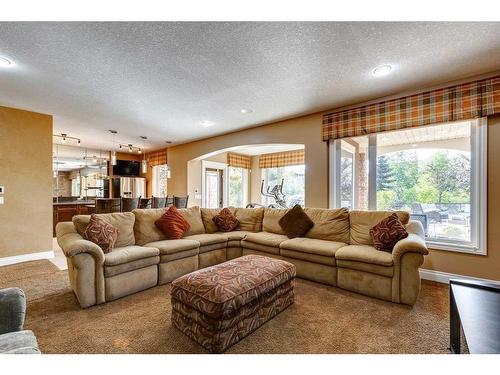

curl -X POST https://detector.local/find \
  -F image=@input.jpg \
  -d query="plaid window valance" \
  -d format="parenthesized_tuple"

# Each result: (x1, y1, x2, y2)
(227, 153, 251, 169)
(146, 149, 168, 167)
(322, 75, 500, 141)
(259, 150, 305, 168)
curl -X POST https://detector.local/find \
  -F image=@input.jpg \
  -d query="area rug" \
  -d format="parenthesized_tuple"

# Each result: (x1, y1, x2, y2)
(0, 259, 451, 354)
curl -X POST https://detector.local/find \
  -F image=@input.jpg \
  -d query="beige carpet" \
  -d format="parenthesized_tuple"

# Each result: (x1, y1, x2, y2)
(0, 259, 451, 354)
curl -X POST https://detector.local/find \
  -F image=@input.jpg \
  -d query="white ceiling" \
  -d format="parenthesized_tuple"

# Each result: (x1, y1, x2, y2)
(0, 22, 499, 152)
(227, 144, 304, 156)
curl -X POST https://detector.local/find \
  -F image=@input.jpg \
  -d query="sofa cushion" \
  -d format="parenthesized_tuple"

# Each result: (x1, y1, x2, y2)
(104, 245, 160, 266)
(201, 208, 225, 233)
(234, 207, 264, 232)
(83, 214, 118, 253)
(212, 208, 239, 232)
(349, 210, 410, 246)
(370, 213, 408, 252)
(155, 206, 191, 240)
(335, 245, 394, 267)
(183, 233, 227, 247)
(335, 259, 394, 277)
(216, 231, 252, 241)
(179, 206, 206, 236)
(144, 239, 200, 255)
(73, 212, 135, 248)
(104, 256, 160, 277)
(279, 205, 314, 239)
(243, 232, 289, 247)
(280, 237, 346, 257)
(304, 207, 350, 243)
(262, 208, 289, 234)
(0, 330, 40, 354)
(133, 208, 168, 245)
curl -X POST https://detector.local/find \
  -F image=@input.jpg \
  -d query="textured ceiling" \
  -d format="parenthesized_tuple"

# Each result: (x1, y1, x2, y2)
(0, 22, 499, 152)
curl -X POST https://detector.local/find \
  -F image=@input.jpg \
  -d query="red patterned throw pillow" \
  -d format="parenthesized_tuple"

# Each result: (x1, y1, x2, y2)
(83, 214, 119, 254)
(155, 206, 191, 239)
(212, 208, 240, 232)
(370, 213, 409, 252)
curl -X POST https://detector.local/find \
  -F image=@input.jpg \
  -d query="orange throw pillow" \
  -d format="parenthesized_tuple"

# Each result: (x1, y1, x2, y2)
(212, 208, 239, 232)
(155, 206, 191, 239)
(83, 214, 118, 253)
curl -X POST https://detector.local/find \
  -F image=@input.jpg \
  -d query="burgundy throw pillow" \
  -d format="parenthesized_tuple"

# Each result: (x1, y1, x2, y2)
(278, 204, 314, 239)
(370, 213, 409, 252)
(212, 208, 239, 232)
(155, 206, 191, 239)
(83, 214, 119, 254)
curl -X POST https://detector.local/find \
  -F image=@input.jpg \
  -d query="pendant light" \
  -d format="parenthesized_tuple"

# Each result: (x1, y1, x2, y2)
(140, 136, 148, 174)
(109, 130, 117, 166)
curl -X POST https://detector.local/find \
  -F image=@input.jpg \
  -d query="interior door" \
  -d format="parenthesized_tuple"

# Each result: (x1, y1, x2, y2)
(205, 168, 223, 208)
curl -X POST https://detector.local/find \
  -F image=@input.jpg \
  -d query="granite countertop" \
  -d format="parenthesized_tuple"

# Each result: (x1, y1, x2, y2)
(53, 200, 95, 206)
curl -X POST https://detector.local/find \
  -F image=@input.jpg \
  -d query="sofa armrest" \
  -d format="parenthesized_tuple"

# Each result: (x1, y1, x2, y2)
(0, 288, 26, 335)
(56, 222, 105, 265)
(392, 232, 429, 265)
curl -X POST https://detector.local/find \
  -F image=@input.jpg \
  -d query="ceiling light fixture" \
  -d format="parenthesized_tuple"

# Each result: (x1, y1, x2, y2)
(200, 120, 215, 127)
(0, 57, 12, 67)
(140, 136, 148, 174)
(372, 64, 392, 77)
(240, 108, 253, 114)
(109, 130, 118, 166)
(53, 133, 81, 145)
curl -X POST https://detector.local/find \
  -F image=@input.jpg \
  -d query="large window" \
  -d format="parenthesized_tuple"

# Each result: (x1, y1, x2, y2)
(228, 166, 249, 207)
(152, 165, 168, 197)
(262, 164, 305, 207)
(330, 119, 487, 253)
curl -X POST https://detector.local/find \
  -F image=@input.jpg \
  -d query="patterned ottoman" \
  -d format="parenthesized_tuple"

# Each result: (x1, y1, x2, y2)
(171, 254, 296, 353)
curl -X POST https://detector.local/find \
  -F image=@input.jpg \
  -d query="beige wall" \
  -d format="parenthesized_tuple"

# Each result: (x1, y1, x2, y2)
(168, 112, 327, 208)
(0, 105, 53, 258)
(249, 156, 262, 205)
(167, 111, 500, 281)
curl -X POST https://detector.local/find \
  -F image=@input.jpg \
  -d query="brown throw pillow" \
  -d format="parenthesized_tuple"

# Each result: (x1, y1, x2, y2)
(212, 208, 239, 232)
(370, 213, 409, 252)
(279, 204, 314, 239)
(83, 214, 119, 254)
(155, 206, 191, 239)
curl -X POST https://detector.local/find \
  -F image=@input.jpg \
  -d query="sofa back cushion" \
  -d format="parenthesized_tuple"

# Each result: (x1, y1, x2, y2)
(201, 208, 228, 233)
(133, 208, 167, 245)
(349, 210, 410, 245)
(133, 206, 205, 245)
(304, 207, 350, 243)
(234, 207, 264, 232)
(73, 212, 136, 248)
(178, 206, 206, 236)
(263, 208, 289, 234)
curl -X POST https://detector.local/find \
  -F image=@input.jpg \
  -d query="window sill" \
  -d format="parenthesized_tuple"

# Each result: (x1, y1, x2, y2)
(426, 240, 487, 256)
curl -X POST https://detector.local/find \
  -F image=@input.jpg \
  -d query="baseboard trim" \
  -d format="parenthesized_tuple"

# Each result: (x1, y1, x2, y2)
(0, 251, 54, 267)
(420, 268, 500, 285)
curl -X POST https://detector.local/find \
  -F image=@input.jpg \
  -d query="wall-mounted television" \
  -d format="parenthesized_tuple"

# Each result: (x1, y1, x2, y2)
(113, 160, 140, 177)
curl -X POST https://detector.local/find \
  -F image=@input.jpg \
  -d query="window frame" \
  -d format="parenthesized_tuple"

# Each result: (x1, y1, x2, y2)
(261, 164, 306, 207)
(152, 164, 168, 198)
(228, 166, 249, 208)
(329, 118, 488, 255)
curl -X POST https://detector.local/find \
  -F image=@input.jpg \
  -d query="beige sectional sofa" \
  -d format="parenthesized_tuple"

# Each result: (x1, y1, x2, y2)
(55, 206, 429, 308)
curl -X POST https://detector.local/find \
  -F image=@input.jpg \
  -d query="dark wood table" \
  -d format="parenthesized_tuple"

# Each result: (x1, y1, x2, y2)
(450, 279, 500, 354)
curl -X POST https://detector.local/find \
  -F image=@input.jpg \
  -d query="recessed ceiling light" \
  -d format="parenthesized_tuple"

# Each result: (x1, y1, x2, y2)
(240, 108, 253, 114)
(372, 64, 392, 77)
(200, 120, 215, 127)
(0, 57, 13, 67)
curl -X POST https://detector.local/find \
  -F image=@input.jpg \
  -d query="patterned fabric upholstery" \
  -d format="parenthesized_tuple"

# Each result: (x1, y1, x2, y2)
(212, 208, 239, 232)
(369, 213, 408, 252)
(83, 214, 118, 253)
(171, 255, 296, 352)
(155, 206, 190, 240)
